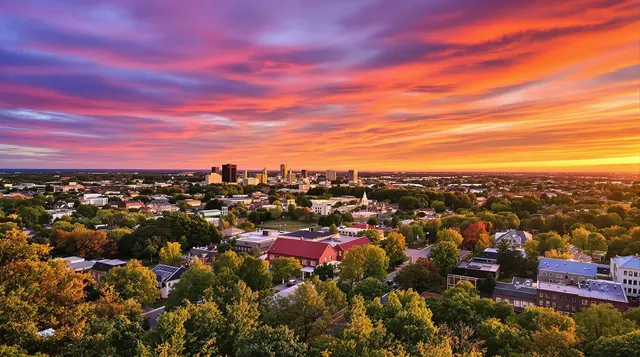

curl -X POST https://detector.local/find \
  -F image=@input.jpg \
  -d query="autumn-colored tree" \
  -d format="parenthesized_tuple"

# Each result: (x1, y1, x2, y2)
(0, 229, 50, 266)
(212, 250, 243, 274)
(56, 226, 110, 258)
(394, 258, 444, 293)
(462, 221, 491, 250)
(383, 232, 407, 265)
(436, 229, 463, 246)
(159, 241, 182, 266)
(100, 259, 159, 306)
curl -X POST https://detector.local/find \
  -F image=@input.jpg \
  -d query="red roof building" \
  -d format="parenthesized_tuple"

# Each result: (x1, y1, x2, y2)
(266, 238, 337, 268)
(333, 237, 371, 261)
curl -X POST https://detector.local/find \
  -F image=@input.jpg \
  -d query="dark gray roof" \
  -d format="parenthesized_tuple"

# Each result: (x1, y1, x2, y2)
(280, 230, 337, 240)
(494, 282, 537, 300)
(151, 264, 186, 282)
(91, 259, 127, 272)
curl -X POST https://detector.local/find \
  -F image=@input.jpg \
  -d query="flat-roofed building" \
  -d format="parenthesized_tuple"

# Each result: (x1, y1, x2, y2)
(611, 255, 640, 302)
(235, 230, 279, 254)
(537, 280, 628, 313)
(447, 260, 500, 289)
(538, 258, 610, 285)
(493, 277, 537, 312)
(279, 230, 340, 242)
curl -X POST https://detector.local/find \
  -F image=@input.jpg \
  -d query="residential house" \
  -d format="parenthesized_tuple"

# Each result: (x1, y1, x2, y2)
(331, 236, 371, 261)
(120, 200, 145, 209)
(611, 256, 640, 303)
(90, 259, 127, 281)
(493, 229, 532, 249)
(151, 264, 187, 299)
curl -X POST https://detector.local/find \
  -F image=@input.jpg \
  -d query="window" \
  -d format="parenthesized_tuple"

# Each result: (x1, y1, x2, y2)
(546, 293, 550, 298)
(635, 272, 639, 277)
(311, 261, 317, 267)
(552, 302, 556, 308)
(539, 292, 544, 298)
(635, 280, 638, 286)
(572, 306, 576, 312)
(541, 272, 547, 276)
(572, 297, 576, 302)
(545, 301, 550, 307)
(582, 299, 588, 305)
(635, 289, 638, 294)
(624, 271, 628, 276)
(591, 301, 596, 305)
(556, 274, 562, 278)
(302, 259, 308, 265)
(552, 294, 556, 300)
(539, 300, 543, 306)
(624, 279, 627, 284)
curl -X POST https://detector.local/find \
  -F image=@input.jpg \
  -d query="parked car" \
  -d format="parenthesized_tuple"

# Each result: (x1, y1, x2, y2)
(286, 279, 297, 287)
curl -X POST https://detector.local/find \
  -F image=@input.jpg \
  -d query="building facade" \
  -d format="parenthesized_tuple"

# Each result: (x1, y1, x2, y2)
(538, 258, 609, 285)
(611, 256, 640, 302)
(348, 169, 358, 182)
(447, 260, 500, 289)
(222, 164, 237, 183)
(493, 278, 537, 312)
(536, 280, 628, 312)
(326, 170, 337, 181)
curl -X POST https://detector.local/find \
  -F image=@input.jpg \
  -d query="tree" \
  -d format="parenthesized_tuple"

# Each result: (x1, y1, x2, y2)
(159, 241, 182, 266)
(238, 255, 272, 291)
(236, 325, 307, 357)
(212, 250, 243, 274)
(399, 196, 421, 210)
(166, 260, 216, 310)
(382, 232, 407, 265)
(367, 216, 379, 226)
(55, 226, 110, 258)
(436, 229, 463, 246)
(313, 263, 336, 281)
(0, 229, 50, 266)
(339, 244, 389, 282)
(462, 222, 490, 250)
(352, 277, 389, 301)
(394, 258, 444, 293)
(329, 224, 339, 234)
(382, 290, 438, 347)
(591, 331, 640, 357)
(270, 257, 302, 283)
(332, 295, 387, 355)
(476, 318, 527, 357)
(574, 304, 635, 348)
(430, 241, 460, 275)
(431, 200, 446, 213)
(358, 229, 382, 245)
(534, 232, 569, 256)
(100, 259, 159, 306)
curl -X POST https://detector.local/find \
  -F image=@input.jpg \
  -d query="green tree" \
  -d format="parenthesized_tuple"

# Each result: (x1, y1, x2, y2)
(166, 260, 216, 310)
(339, 244, 389, 282)
(382, 289, 438, 347)
(331, 295, 388, 356)
(429, 241, 460, 275)
(591, 331, 640, 357)
(100, 260, 159, 306)
(352, 277, 389, 301)
(329, 223, 339, 233)
(431, 200, 446, 213)
(476, 318, 527, 357)
(358, 229, 383, 245)
(394, 258, 444, 293)
(436, 229, 463, 246)
(313, 263, 336, 281)
(238, 255, 272, 291)
(574, 304, 635, 349)
(314, 278, 347, 314)
(270, 257, 302, 283)
(236, 325, 307, 357)
(159, 241, 182, 266)
(212, 250, 243, 274)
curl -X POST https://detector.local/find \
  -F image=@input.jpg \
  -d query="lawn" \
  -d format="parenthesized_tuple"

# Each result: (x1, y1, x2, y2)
(258, 219, 318, 231)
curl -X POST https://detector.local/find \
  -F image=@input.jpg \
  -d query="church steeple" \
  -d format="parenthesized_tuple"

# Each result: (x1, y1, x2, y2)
(361, 189, 369, 206)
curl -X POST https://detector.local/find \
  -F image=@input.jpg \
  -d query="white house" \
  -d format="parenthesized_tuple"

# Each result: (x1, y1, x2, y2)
(151, 264, 187, 299)
(311, 200, 333, 215)
(611, 256, 640, 302)
(493, 229, 532, 249)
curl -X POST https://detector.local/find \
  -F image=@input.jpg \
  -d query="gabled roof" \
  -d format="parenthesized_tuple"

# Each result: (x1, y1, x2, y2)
(335, 237, 371, 252)
(267, 238, 335, 260)
(151, 264, 187, 282)
(612, 256, 640, 269)
(494, 229, 532, 245)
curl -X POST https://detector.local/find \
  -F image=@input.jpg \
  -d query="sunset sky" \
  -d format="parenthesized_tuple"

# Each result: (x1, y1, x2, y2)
(1, 0, 638, 172)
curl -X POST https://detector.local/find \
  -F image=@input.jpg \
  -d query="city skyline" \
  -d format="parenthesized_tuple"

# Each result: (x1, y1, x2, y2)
(1, 0, 638, 172)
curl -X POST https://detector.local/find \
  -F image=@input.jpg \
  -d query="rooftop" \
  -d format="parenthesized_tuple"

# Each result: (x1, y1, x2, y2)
(494, 277, 537, 300)
(280, 230, 339, 241)
(538, 280, 628, 303)
(151, 264, 186, 282)
(612, 256, 640, 269)
(455, 260, 500, 273)
(538, 258, 609, 277)
(267, 238, 334, 260)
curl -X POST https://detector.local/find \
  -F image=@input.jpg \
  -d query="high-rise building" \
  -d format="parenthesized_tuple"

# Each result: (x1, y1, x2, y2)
(280, 164, 288, 178)
(222, 164, 237, 183)
(244, 169, 248, 178)
(256, 174, 267, 184)
(326, 170, 337, 181)
(211, 166, 220, 174)
(301, 169, 308, 178)
(287, 169, 294, 184)
(262, 167, 268, 179)
(348, 170, 358, 182)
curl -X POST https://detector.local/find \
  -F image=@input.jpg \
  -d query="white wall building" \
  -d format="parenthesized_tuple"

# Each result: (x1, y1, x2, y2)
(611, 256, 640, 302)
(311, 200, 333, 215)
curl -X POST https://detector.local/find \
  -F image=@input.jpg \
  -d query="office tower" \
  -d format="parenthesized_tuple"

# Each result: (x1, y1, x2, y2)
(211, 166, 220, 173)
(326, 169, 337, 181)
(244, 169, 248, 178)
(348, 169, 358, 182)
(262, 167, 268, 179)
(222, 164, 237, 183)
(287, 169, 294, 184)
(301, 169, 308, 178)
(280, 164, 288, 178)
(256, 173, 267, 184)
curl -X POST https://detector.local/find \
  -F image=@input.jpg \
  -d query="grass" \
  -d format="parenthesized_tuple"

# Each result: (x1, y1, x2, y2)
(258, 219, 318, 231)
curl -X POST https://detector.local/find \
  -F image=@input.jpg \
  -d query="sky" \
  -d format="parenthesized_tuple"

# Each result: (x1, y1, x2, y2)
(1, 0, 639, 172)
